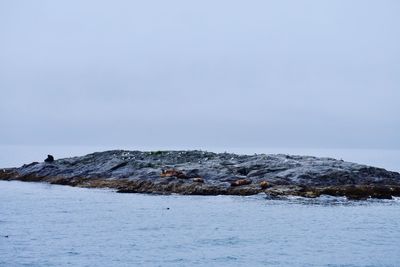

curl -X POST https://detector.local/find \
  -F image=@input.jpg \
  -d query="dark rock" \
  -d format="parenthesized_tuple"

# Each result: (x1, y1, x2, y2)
(22, 162, 39, 168)
(109, 161, 128, 171)
(193, 177, 204, 183)
(185, 169, 200, 178)
(0, 168, 18, 180)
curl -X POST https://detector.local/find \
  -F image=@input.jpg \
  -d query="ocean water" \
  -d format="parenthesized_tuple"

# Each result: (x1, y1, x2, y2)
(1, 181, 400, 267)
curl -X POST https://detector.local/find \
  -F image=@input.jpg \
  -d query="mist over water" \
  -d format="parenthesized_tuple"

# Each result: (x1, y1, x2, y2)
(1, 0, 400, 149)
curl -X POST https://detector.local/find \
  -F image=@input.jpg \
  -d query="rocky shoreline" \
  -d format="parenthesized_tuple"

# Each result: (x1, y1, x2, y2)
(1, 150, 400, 200)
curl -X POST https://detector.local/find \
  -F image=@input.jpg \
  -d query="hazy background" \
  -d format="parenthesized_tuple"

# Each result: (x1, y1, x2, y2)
(1, 0, 399, 152)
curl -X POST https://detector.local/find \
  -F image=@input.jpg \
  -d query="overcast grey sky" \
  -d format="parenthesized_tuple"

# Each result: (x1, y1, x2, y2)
(1, 0, 399, 150)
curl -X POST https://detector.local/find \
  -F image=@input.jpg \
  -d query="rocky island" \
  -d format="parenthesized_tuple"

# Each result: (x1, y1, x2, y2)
(1, 150, 400, 200)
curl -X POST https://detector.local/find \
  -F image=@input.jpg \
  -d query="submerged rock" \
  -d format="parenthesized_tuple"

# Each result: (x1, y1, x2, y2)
(1, 150, 400, 199)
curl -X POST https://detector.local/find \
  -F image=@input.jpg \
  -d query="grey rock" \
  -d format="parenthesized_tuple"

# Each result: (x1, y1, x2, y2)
(1, 150, 400, 199)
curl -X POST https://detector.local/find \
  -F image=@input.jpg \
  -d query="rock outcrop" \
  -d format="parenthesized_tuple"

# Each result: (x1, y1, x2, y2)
(1, 150, 400, 200)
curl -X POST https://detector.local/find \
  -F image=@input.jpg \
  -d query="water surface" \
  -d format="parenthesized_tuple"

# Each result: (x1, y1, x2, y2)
(1, 181, 400, 267)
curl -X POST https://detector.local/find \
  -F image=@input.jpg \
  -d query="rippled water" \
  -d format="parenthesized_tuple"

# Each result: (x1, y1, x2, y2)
(1, 181, 400, 266)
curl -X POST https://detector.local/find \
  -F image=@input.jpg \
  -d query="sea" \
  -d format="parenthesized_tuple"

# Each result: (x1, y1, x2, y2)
(1, 146, 400, 267)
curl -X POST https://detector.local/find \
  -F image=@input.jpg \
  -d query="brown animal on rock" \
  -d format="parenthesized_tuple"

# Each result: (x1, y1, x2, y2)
(230, 179, 252, 187)
(160, 169, 187, 179)
(259, 180, 269, 189)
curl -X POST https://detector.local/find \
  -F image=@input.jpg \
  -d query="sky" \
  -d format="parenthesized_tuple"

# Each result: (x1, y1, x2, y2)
(1, 0, 399, 150)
